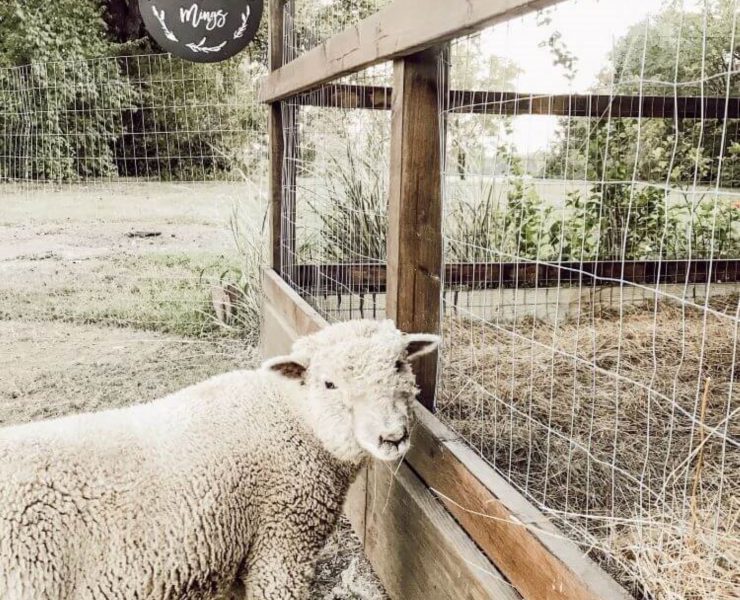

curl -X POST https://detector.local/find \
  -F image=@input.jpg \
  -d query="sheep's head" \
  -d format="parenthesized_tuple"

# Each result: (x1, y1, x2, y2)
(262, 319, 439, 464)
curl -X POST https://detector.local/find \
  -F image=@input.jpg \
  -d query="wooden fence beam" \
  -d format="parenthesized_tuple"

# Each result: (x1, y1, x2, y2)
(406, 404, 631, 600)
(386, 48, 444, 411)
(259, 0, 563, 103)
(363, 459, 519, 600)
(293, 84, 740, 119)
(290, 259, 740, 293)
(268, 0, 298, 277)
(269, 0, 285, 271)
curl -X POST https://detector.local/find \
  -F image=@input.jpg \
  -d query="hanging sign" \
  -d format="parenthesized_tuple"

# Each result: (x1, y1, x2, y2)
(139, 0, 263, 63)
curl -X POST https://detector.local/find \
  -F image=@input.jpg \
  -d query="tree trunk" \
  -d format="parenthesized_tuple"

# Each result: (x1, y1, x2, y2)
(103, 0, 146, 43)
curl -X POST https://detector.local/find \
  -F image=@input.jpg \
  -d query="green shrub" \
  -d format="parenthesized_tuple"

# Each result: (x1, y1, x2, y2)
(111, 55, 266, 181)
(0, 0, 134, 181)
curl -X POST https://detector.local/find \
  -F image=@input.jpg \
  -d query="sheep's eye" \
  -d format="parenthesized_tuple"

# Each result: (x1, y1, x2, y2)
(395, 360, 405, 372)
(324, 381, 337, 390)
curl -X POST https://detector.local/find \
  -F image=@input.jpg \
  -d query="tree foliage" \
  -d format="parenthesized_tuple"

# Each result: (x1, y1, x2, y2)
(548, 0, 740, 186)
(0, 0, 267, 182)
(0, 0, 133, 181)
(543, 0, 740, 260)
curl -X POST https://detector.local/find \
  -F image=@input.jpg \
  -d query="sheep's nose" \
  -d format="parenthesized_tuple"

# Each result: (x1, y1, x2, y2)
(379, 426, 409, 448)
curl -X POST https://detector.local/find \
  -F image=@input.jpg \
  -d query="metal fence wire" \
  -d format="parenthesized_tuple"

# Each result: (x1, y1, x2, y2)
(278, 0, 740, 597)
(436, 4, 740, 598)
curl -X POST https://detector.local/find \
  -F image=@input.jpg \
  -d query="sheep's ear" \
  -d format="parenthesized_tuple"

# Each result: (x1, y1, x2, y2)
(403, 333, 441, 360)
(262, 355, 307, 381)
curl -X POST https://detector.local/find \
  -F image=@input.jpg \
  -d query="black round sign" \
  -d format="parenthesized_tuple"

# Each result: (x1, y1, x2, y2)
(139, 0, 263, 63)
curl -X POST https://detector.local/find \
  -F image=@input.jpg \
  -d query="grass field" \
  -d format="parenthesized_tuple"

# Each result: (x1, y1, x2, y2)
(0, 181, 386, 599)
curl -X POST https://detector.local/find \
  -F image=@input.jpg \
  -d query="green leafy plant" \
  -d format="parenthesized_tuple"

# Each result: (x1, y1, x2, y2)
(0, 0, 134, 181)
(446, 167, 553, 263)
(670, 193, 740, 259)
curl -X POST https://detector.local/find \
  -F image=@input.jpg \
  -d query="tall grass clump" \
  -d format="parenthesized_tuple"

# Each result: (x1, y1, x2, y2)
(202, 200, 266, 345)
(446, 159, 554, 263)
(307, 141, 388, 264)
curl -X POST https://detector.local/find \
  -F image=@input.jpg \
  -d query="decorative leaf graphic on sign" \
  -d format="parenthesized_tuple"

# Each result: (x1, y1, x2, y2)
(233, 6, 251, 39)
(186, 37, 229, 53)
(151, 6, 178, 42)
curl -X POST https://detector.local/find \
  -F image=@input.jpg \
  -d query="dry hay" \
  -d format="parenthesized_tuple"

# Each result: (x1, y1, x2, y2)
(437, 296, 740, 599)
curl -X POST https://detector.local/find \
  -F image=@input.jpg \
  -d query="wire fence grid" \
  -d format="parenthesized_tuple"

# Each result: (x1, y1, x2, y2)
(277, 62, 393, 321)
(280, 0, 740, 598)
(0, 53, 267, 353)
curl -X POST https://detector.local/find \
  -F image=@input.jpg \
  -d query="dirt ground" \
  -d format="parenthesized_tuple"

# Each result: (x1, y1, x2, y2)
(0, 182, 386, 599)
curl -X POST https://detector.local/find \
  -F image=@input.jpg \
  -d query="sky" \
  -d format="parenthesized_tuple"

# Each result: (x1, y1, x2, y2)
(480, 0, 671, 151)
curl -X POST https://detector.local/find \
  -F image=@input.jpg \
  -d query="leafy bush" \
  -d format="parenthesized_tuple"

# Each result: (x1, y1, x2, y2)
(546, 0, 740, 188)
(0, 0, 266, 183)
(553, 184, 674, 260)
(550, 186, 740, 261)
(447, 152, 553, 263)
(0, 0, 134, 181)
(111, 55, 266, 181)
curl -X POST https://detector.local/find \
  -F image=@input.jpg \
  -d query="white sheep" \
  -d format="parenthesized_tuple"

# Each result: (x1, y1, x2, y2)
(0, 319, 439, 600)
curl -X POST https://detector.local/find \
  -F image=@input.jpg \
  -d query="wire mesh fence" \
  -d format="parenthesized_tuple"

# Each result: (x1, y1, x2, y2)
(436, 2, 740, 597)
(0, 53, 267, 357)
(0, 53, 266, 186)
(278, 63, 392, 321)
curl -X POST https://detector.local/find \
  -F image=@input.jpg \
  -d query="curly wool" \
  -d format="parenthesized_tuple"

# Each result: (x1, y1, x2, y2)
(0, 319, 439, 600)
(0, 369, 355, 600)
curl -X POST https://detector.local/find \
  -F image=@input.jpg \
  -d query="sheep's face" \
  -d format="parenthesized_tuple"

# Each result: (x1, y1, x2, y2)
(263, 320, 440, 463)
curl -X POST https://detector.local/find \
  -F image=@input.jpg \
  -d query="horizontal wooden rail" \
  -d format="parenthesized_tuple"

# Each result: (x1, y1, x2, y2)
(407, 405, 630, 600)
(362, 459, 519, 599)
(259, 0, 563, 103)
(292, 259, 740, 293)
(294, 84, 740, 119)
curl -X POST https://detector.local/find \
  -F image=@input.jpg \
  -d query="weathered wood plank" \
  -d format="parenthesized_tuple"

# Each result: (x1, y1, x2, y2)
(268, 0, 284, 72)
(282, 97, 299, 280)
(343, 464, 368, 545)
(259, 0, 563, 103)
(406, 404, 630, 600)
(262, 268, 325, 339)
(449, 90, 740, 119)
(363, 459, 520, 600)
(386, 48, 444, 411)
(291, 259, 740, 293)
(296, 83, 393, 111)
(268, 0, 299, 275)
(294, 84, 740, 119)
(268, 0, 285, 271)
(269, 105, 284, 272)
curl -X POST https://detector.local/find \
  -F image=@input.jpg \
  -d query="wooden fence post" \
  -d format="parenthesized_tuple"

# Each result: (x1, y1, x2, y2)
(269, 0, 298, 279)
(387, 47, 445, 411)
(269, 0, 285, 272)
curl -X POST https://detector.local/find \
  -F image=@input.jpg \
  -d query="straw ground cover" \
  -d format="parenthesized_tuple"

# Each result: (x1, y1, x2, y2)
(437, 297, 739, 599)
